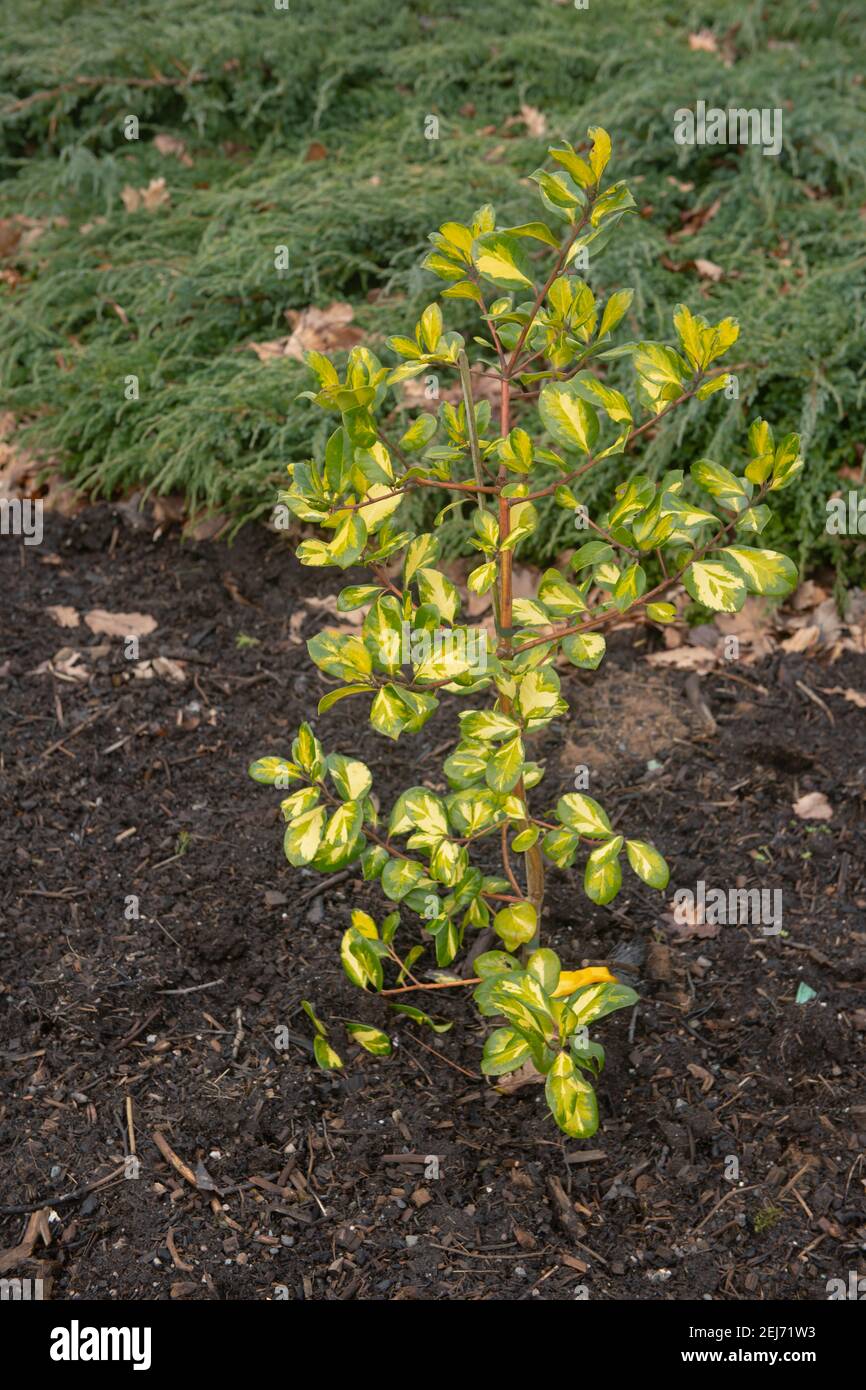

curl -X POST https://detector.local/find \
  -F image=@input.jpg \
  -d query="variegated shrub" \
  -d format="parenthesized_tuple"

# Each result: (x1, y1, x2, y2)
(249, 127, 801, 1138)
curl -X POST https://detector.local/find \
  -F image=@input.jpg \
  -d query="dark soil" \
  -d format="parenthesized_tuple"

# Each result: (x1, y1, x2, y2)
(1, 507, 864, 1302)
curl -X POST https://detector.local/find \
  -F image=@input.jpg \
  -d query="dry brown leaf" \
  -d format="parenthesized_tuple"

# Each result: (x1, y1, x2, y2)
(688, 29, 718, 52)
(46, 605, 79, 628)
(121, 178, 171, 214)
(792, 791, 833, 821)
(694, 257, 725, 281)
(495, 1059, 545, 1094)
(0, 1208, 52, 1274)
(521, 104, 547, 137)
(84, 609, 157, 638)
(645, 646, 718, 672)
(248, 301, 364, 363)
(33, 647, 91, 683)
(781, 625, 820, 654)
(151, 656, 188, 684)
(153, 134, 193, 167)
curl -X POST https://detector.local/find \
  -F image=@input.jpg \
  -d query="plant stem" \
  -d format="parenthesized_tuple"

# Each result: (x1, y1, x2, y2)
(494, 374, 545, 953)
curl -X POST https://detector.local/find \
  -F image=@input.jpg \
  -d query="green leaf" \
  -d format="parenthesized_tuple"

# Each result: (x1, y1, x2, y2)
(646, 602, 676, 623)
(390, 786, 449, 837)
(381, 857, 427, 901)
(612, 563, 646, 612)
(563, 981, 638, 1028)
(562, 632, 606, 669)
(475, 950, 521, 978)
(313, 1036, 343, 1071)
(545, 1052, 598, 1138)
(690, 458, 750, 505)
(468, 561, 497, 594)
(683, 559, 747, 613)
(570, 540, 614, 572)
(388, 1002, 453, 1033)
(398, 413, 438, 453)
(317, 685, 374, 715)
(312, 800, 364, 870)
(597, 288, 634, 341)
(720, 546, 798, 597)
(587, 125, 612, 182)
(485, 734, 525, 793)
(308, 630, 373, 682)
(526, 948, 560, 995)
(404, 533, 440, 584)
(420, 302, 443, 353)
(481, 1027, 532, 1076)
(416, 566, 460, 623)
(248, 756, 301, 786)
(557, 793, 612, 839)
(460, 710, 520, 741)
(326, 753, 372, 802)
(539, 383, 599, 453)
(301, 998, 328, 1036)
(283, 806, 327, 867)
(625, 839, 670, 889)
(328, 511, 367, 569)
(471, 231, 535, 290)
(340, 927, 383, 991)
(542, 827, 579, 868)
(511, 826, 540, 853)
(493, 902, 537, 952)
(584, 838, 623, 905)
(537, 568, 588, 617)
(345, 1022, 392, 1056)
(570, 1037, 605, 1077)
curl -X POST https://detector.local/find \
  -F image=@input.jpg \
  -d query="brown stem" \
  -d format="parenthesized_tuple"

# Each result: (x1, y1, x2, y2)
(380, 977, 481, 997)
(495, 375, 546, 950)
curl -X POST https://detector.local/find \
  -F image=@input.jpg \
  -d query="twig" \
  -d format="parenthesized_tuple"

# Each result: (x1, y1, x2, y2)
(152, 1130, 199, 1189)
(0, 1165, 127, 1217)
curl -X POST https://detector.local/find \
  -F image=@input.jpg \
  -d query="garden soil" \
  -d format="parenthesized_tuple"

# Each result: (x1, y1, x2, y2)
(1, 508, 864, 1301)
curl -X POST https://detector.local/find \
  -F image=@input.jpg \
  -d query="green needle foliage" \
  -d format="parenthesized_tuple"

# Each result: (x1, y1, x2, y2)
(0, 0, 863, 582)
(248, 129, 801, 1138)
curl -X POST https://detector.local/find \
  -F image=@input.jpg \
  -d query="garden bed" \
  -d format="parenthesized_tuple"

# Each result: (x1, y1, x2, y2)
(1, 508, 864, 1301)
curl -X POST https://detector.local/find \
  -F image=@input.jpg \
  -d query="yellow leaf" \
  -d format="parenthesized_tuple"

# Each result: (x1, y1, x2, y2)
(552, 966, 616, 998)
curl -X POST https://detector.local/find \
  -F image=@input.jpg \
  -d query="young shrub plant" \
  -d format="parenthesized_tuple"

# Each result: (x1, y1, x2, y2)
(249, 128, 801, 1139)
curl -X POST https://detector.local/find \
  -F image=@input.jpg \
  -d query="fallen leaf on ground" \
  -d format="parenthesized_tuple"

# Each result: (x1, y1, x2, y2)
(46, 605, 79, 628)
(32, 647, 91, 683)
(688, 29, 718, 52)
(504, 104, 547, 137)
(646, 646, 718, 671)
(792, 791, 833, 821)
(694, 257, 725, 281)
(0, 1208, 52, 1274)
(153, 134, 193, 167)
(248, 301, 364, 363)
(121, 178, 171, 213)
(151, 656, 187, 684)
(495, 1059, 545, 1094)
(781, 625, 820, 654)
(84, 609, 157, 637)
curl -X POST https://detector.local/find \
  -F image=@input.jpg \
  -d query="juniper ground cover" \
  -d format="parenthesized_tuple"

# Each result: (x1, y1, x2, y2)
(1, 0, 864, 583)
